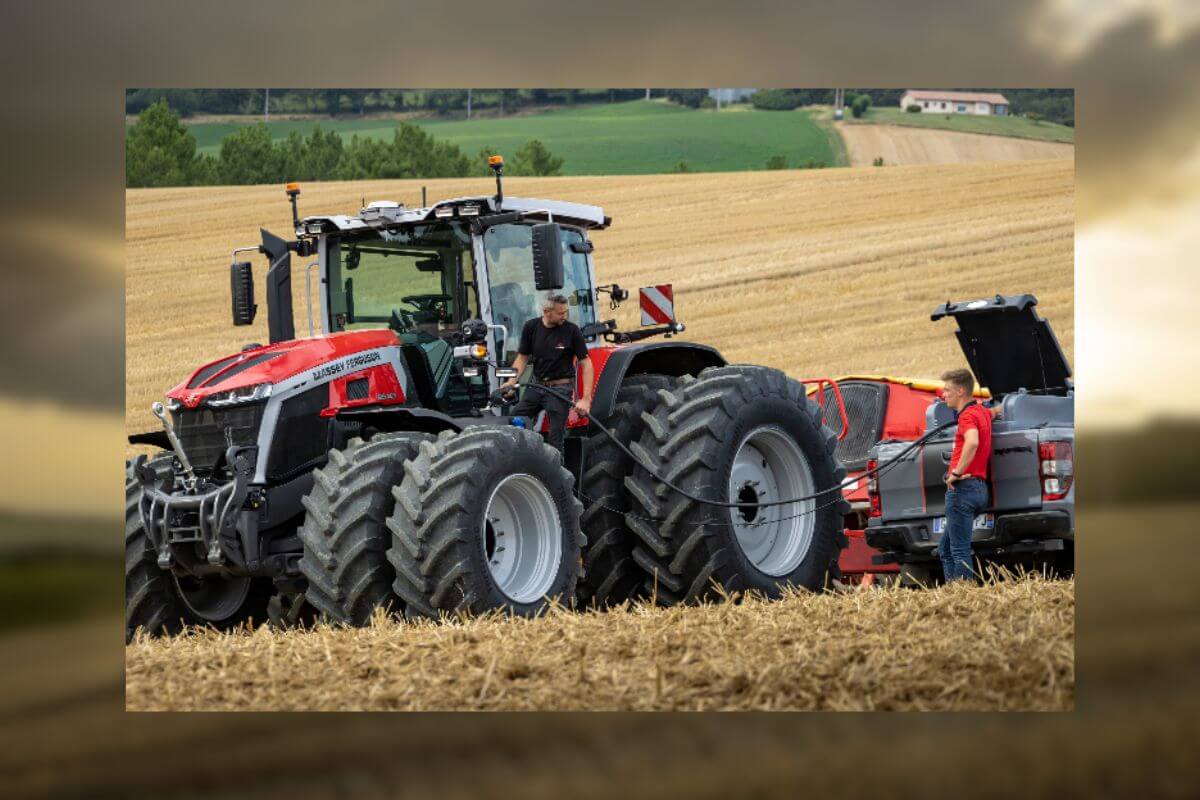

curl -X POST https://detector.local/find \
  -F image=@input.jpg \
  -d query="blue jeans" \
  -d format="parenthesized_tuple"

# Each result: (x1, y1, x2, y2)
(939, 479, 989, 582)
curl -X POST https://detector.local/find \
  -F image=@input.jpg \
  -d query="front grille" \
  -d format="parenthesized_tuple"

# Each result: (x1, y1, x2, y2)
(172, 403, 265, 473)
(816, 381, 888, 470)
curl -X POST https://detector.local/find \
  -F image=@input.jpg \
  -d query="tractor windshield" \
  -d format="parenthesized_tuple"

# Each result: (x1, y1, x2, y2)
(482, 223, 596, 363)
(326, 223, 479, 338)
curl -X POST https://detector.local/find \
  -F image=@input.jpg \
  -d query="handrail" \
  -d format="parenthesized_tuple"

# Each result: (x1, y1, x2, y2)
(801, 377, 850, 441)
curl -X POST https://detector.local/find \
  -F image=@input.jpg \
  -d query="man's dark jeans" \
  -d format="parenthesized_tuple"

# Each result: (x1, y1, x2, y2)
(938, 478, 989, 582)
(511, 383, 572, 454)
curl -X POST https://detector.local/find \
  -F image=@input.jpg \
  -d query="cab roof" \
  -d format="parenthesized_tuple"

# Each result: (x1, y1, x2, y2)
(300, 195, 609, 235)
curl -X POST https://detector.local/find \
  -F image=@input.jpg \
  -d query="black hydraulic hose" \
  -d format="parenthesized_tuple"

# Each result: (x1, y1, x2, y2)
(491, 372, 957, 511)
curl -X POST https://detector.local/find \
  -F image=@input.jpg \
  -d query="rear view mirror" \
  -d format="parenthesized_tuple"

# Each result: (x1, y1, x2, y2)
(531, 223, 564, 290)
(230, 261, 256, 326)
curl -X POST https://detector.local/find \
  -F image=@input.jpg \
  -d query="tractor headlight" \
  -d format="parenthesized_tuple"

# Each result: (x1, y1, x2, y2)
(207, 383, 272, 407)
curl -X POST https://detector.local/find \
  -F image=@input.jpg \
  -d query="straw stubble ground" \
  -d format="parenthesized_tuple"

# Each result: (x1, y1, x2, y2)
(126, 576, 1073, 711)
(124, 161, 1074, 711)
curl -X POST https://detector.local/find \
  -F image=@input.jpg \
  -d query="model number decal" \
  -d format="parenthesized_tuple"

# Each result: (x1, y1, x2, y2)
(310, 350, 382, 382)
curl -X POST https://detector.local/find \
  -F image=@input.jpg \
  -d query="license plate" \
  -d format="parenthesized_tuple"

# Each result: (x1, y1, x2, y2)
(932, 514, 994, 534)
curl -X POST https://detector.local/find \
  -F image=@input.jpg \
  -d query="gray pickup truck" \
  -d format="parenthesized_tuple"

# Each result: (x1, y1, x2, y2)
(864, 294, 1074, 580)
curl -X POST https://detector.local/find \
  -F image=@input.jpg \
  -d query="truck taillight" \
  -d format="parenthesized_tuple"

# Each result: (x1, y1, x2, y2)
(867, 458, 881, 517)
(1039, 441, 1074, 501)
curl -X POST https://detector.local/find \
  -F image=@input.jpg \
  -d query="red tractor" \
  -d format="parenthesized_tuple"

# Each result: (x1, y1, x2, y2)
(126, 164, 849, 639)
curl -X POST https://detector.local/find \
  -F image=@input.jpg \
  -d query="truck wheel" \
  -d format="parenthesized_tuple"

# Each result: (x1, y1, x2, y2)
(578, 374, 676, 608)
(125, 455, 270, 641)
(624, 365, 849, 605)
(387, 427, 584, 620)
(298, 432, 433, 626)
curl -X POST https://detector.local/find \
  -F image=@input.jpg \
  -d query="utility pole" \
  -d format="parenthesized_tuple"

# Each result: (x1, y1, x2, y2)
(645, 88, 651, 101)
(467, 88, 472, 120)
(715, 89, 721, 111)
(264, 88, 269, 122)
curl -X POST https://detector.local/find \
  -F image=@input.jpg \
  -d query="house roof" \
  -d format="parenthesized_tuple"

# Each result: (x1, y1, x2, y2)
(905, 90, 1009, 105)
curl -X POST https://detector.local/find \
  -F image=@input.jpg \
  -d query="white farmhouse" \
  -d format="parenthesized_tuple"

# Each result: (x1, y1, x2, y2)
(899, 90, 1010, 116)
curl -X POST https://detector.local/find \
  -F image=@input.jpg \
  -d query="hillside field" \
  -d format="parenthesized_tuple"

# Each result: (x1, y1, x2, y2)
(850, 107, 1075, 143)
(181, 100, 843, 173)
(839, 123, 1074, 167)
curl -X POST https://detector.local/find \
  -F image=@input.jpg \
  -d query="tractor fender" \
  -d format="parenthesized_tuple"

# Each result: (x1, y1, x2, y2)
(589, 342, 725, 421)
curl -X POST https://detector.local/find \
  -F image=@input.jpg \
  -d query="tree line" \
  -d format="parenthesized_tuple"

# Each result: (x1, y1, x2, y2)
(127, 88, 1074, 126)
(126, 89, 665, 118)
(126, 100, 564, 188)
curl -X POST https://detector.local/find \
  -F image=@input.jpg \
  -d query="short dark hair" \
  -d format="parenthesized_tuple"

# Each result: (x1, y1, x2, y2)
(940, 368, 975, 395)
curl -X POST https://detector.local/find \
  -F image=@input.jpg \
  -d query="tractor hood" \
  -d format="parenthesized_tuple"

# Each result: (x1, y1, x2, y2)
(166, 330, 400, 407)
(931, 294, 1072, 397)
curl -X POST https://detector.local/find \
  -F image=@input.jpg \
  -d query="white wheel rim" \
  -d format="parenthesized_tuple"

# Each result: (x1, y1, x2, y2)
(482, 473, 563, 603)
(728, 426, 816, 577)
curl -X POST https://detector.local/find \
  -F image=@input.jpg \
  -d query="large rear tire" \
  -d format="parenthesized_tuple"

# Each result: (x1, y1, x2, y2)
(624, 365, 849, 605)
(298, 432, 433, 626)
(387, 427, 584, 620)
(125, 455, 270, 641)
(577, 374, 676, 608)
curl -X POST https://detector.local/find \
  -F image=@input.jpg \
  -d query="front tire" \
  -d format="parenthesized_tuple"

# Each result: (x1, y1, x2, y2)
(125, 455, 270, 641)
(298, 432, 434, 626)
(624, 365, 849, 605)
(387, 427, 584, 620)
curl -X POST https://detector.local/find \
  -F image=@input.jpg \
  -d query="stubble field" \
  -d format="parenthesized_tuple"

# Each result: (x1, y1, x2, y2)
(124, 159, 1074, 711)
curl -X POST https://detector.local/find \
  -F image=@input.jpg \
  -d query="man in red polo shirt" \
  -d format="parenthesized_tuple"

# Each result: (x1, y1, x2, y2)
(938, 368, 995, 583)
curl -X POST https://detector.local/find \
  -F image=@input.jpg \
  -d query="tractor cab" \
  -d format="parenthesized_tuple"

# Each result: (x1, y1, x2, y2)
(255, 192, 612, 418)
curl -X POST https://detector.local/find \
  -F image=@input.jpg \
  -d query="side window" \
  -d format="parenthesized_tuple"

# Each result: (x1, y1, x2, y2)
(483, 223, 596, 362)
(483, 225, 540, 363)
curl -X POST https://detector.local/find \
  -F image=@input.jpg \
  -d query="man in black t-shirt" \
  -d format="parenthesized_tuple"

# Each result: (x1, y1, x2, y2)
(499, 293, 594, 454)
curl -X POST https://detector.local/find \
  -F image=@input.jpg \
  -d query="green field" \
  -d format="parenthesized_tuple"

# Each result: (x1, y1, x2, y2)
(183, 101, 844, 173)
(849, 107, 1074, 143)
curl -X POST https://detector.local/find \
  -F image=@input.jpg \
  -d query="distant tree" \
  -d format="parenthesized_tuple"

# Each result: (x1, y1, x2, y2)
(850, 93, 871, 118)
(906, 104, 922, 113)
(324, 90, 341, 116)
(335, 123, 470, 180)
(125, 99, 209, 187)
(279, 126, 344, 181)
(751, 89, 802, 111)
(700, 96, 716, 110)
(218, 124, 282, 184)
(665, 89, 708, 109)
(672, 160, 691, 173)
(873, 157, 885, 167)
(509, 139, 564, 176)
(765, 155, 788, 170)
(335, 136, 390, 180)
